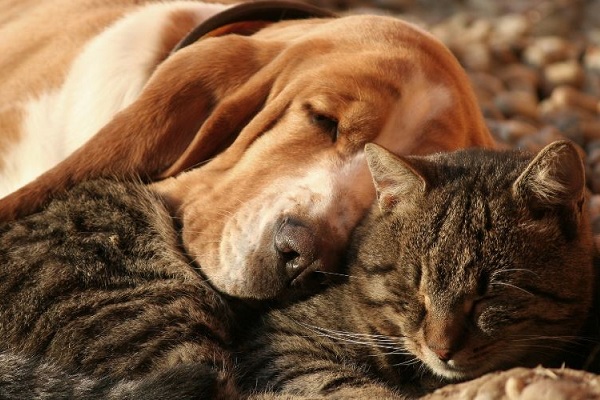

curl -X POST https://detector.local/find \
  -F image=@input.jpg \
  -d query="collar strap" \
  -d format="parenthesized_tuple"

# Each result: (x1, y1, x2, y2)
(173, 0, 336, 52)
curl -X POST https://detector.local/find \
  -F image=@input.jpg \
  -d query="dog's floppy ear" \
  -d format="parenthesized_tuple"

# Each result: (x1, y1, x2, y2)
(0, 1, 334, 221)
(0, 37, 272, 221)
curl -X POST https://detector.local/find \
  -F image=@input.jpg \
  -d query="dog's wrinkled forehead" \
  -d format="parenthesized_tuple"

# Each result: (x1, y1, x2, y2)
(259, 14, 428, 46)
(254, 15, 442, 96)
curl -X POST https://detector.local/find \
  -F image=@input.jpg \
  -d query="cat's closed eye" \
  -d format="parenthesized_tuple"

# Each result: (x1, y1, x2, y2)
(476, 270, 490, 296)
(471, 295, 495, 322)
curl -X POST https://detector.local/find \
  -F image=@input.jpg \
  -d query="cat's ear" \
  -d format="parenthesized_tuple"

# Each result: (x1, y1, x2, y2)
(513, 140, 585, 211)
(364, 143, 427, 212)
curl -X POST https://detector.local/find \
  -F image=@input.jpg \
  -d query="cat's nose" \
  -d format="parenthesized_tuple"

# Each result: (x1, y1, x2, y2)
(274, 217, 318, 280)
(432, 347, 453, 362)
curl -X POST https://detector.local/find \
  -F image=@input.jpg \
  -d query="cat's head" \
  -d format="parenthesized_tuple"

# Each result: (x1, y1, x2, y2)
(353, 141, 595, 381)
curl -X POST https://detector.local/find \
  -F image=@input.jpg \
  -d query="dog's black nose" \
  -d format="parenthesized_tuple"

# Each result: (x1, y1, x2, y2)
(274, 217, 318, 281)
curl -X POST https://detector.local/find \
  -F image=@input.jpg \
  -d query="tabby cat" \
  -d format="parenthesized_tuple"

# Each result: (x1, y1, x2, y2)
(237, 140, 598, 398)
(0, 141, 596, 399)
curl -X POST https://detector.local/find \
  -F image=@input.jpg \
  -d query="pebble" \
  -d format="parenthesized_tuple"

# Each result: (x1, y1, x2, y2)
(493, 14, 530, 44)
(523, 36, 575, 67)
(494, 90, 540, 120)
(487, 119, 538, 144)
(456, 41, 492, 71)
(498, 64, 540, 93)
(515, 125, 569, 153)
(543, 60, 586, 91)
(550, 86, 600, 114)
(585, 46, 600, 71)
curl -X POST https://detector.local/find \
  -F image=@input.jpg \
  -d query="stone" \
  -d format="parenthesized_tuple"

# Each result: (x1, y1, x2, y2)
(516, 125, 569, 153)
(487, 119, 538, 145)
(550, 86, 600, 114)
(498, 64, 541, 93)
(523, 36, 575, 68)
(494, 90, 539, 120)
(543, 60, 585, 91)
(493, 14, 530, 44)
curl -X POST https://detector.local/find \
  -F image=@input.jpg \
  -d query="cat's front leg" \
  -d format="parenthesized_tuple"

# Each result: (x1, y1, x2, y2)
(242, 361, 407, 400)
(247, 383, 405, 399)
(237, 297, 413, 399)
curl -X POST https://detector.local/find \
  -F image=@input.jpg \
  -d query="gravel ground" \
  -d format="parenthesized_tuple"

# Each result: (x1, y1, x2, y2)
(312, 1, 600, 398)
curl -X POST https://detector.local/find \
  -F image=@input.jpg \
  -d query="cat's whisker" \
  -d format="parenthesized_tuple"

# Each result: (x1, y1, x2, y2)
(298, 326, 375, 347)
(391, 357, 421, 367)
(506, 343, 580, 358)
(573, 336, 600, 344)
(311, 333, 382, 348)
(365, 338, 410, 354)
(415, 362, 433, 380)
(313, 271, 355, 278)
(365, 348, 411, 358)
(491, 268, 540, 280)
(296, 322, 405, 351)
(489, 281, 534, 296)
(376, 348, 413, 357)
(509, 335, 592, 348)
(372, 339, 404, 347)
(512, 335, 597, 347)
(510, 343, 569, 352)
(299, 322, 403, 341)
(512, 337, 577, 343)
(506, 342, 583, 361)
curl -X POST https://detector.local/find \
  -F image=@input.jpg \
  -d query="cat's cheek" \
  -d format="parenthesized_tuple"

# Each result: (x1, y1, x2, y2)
(403, 337, 466, 380)
(402, 332, 445, 372)
(405, 329, 499, 381)
(400, 337, 426, 366)
(418, 351, 485, 380)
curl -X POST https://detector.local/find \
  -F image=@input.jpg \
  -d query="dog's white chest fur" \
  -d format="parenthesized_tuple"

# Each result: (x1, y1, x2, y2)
(0, 1, 226, 197)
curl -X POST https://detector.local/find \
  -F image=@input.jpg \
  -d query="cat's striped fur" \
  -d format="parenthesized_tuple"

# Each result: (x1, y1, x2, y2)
(0, 351, 234, 399)
(0, 141, 596, 399)
(0, 180, 239, 399)
(237, 141, 598, 398)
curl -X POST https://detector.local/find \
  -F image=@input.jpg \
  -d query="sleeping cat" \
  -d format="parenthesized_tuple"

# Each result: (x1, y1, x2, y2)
(237, 140, 598, 398)
(0, 141, 596, 399)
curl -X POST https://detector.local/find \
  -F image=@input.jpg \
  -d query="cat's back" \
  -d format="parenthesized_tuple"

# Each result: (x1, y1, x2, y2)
(0, 179, 234, 380)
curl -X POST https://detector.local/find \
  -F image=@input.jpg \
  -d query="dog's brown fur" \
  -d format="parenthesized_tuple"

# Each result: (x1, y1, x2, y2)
(0, 1, 495, 299)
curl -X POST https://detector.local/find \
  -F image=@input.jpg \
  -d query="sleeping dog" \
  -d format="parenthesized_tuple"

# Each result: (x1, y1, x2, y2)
(0, 0, 495, 299)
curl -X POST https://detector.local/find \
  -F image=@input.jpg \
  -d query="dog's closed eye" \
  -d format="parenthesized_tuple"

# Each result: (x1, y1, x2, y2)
(306, 105, 338, 142)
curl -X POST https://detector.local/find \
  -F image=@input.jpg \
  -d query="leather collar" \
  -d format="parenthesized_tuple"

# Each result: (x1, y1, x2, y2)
(173, 0, 336, 52)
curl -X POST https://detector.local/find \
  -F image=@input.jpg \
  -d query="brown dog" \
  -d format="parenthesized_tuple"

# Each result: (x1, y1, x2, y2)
(0, 0, 495, 299)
